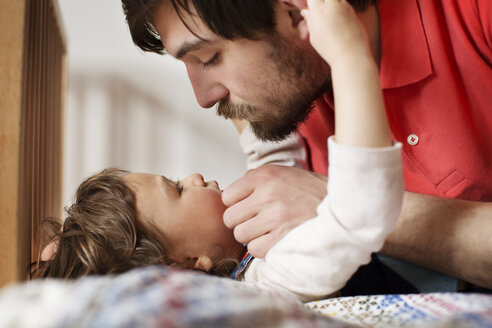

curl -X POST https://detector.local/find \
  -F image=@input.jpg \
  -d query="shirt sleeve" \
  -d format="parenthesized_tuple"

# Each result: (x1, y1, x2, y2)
(244, 137, 404, 302)
(239, 125, 308, 170)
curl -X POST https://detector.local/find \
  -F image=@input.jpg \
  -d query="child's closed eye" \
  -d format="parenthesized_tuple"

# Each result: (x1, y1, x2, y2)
(175, 180, 183, 195)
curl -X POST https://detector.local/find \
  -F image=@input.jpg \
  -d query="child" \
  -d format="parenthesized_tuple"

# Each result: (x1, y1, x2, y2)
(33, 0, 403, 302)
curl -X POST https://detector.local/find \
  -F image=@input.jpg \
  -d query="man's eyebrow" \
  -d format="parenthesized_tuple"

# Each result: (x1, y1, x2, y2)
(176, 39, 211, 59)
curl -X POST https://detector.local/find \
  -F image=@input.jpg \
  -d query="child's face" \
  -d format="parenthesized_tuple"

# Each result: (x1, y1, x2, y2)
(124, 172, 243, 271)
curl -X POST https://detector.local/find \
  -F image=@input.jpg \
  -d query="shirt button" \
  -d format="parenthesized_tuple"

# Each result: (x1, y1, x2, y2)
(407, 134, 419, 146)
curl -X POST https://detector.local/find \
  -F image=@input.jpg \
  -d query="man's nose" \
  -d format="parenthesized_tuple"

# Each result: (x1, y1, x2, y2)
(187, 68, 229, 108)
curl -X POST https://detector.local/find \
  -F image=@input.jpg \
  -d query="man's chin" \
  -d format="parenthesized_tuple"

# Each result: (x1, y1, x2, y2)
(249, 121, 300, 142)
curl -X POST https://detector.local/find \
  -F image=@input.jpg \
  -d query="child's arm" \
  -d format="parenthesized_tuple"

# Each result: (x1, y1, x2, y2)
(243, 139, 403, 301)
(242, 0, 403, 301)
(302, 0, 391, 148)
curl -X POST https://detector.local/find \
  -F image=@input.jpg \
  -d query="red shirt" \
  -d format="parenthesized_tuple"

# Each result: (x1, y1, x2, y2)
(298, 0, 492, 201)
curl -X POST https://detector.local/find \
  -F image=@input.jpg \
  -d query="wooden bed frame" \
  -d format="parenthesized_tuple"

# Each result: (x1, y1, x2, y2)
(0, 0, 66, 287)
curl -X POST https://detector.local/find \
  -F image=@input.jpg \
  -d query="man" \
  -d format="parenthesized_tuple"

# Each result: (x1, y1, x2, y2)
(122, 0, 492, 291)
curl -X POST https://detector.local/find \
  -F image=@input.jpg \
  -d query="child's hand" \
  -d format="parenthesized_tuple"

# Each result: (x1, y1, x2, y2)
(301, 0, 370, 66)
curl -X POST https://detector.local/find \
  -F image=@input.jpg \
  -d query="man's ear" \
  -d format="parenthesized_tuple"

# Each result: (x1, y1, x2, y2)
(194, 254, 214, 272)
(276, 1, 309, 41)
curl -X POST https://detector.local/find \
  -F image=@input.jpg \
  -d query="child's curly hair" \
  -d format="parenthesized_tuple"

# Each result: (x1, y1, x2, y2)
(31, 168, 240, 279)
(30, 168, 174, 279)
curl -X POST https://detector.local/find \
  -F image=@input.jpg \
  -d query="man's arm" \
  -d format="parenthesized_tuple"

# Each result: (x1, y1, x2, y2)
(382, 192, 492, 289)
(226, 166, 492, 288)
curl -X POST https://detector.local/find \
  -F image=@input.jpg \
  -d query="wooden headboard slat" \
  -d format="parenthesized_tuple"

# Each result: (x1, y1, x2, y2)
(0, 0, 65, 287)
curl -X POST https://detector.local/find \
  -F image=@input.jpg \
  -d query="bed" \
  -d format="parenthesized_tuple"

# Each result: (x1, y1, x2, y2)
(2, 1, 492, 327)
(1, 265, 491, 328)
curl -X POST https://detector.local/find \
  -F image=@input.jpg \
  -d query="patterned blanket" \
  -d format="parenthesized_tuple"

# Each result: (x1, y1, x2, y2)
(0, 266, 490, 327)
(306, 293, 492, 327)
(0, 266, 344, 328)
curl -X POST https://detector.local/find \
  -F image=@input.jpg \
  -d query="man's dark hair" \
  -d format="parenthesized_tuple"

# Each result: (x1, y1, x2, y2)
(122, 0, 378, 54)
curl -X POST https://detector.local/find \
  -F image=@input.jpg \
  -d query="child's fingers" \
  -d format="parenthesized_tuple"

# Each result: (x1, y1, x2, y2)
(300, 8, 309, 20)
(306, 0, 321, 9)
(307, 0, 347, 8)
(299, 9, 311, 39)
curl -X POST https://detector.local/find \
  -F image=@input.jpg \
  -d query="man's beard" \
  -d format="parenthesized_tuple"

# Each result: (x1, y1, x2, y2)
(216, 35, 331, 142)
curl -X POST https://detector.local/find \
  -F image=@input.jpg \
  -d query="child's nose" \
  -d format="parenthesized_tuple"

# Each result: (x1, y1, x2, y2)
(185, 173, 206, 187)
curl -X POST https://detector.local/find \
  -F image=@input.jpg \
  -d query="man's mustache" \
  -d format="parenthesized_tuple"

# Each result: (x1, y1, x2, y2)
(216, 99, 260, 122)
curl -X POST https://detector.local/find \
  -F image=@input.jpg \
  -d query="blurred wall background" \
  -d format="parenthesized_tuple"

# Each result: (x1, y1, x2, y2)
(58, 0, 247, 207)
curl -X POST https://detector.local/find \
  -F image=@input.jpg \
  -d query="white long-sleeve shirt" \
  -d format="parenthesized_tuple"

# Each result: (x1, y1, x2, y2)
(238, 127, 404, 302)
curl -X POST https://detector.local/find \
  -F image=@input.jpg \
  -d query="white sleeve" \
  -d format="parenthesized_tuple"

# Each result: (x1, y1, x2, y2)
(239, 125, 308, 170)
(244, 137, 404, 302)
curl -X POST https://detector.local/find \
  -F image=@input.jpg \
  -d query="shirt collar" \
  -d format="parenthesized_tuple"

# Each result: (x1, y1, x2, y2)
(378, 0, 433, 89)
(228, 250, 254, 280)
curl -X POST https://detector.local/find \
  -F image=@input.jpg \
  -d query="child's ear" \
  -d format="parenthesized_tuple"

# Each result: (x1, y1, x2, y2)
(194, 254, 213, 272)
(41, 241, 58, 261)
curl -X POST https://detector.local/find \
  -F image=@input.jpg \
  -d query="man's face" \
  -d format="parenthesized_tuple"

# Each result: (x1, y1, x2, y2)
(153, 2, 331, 141)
